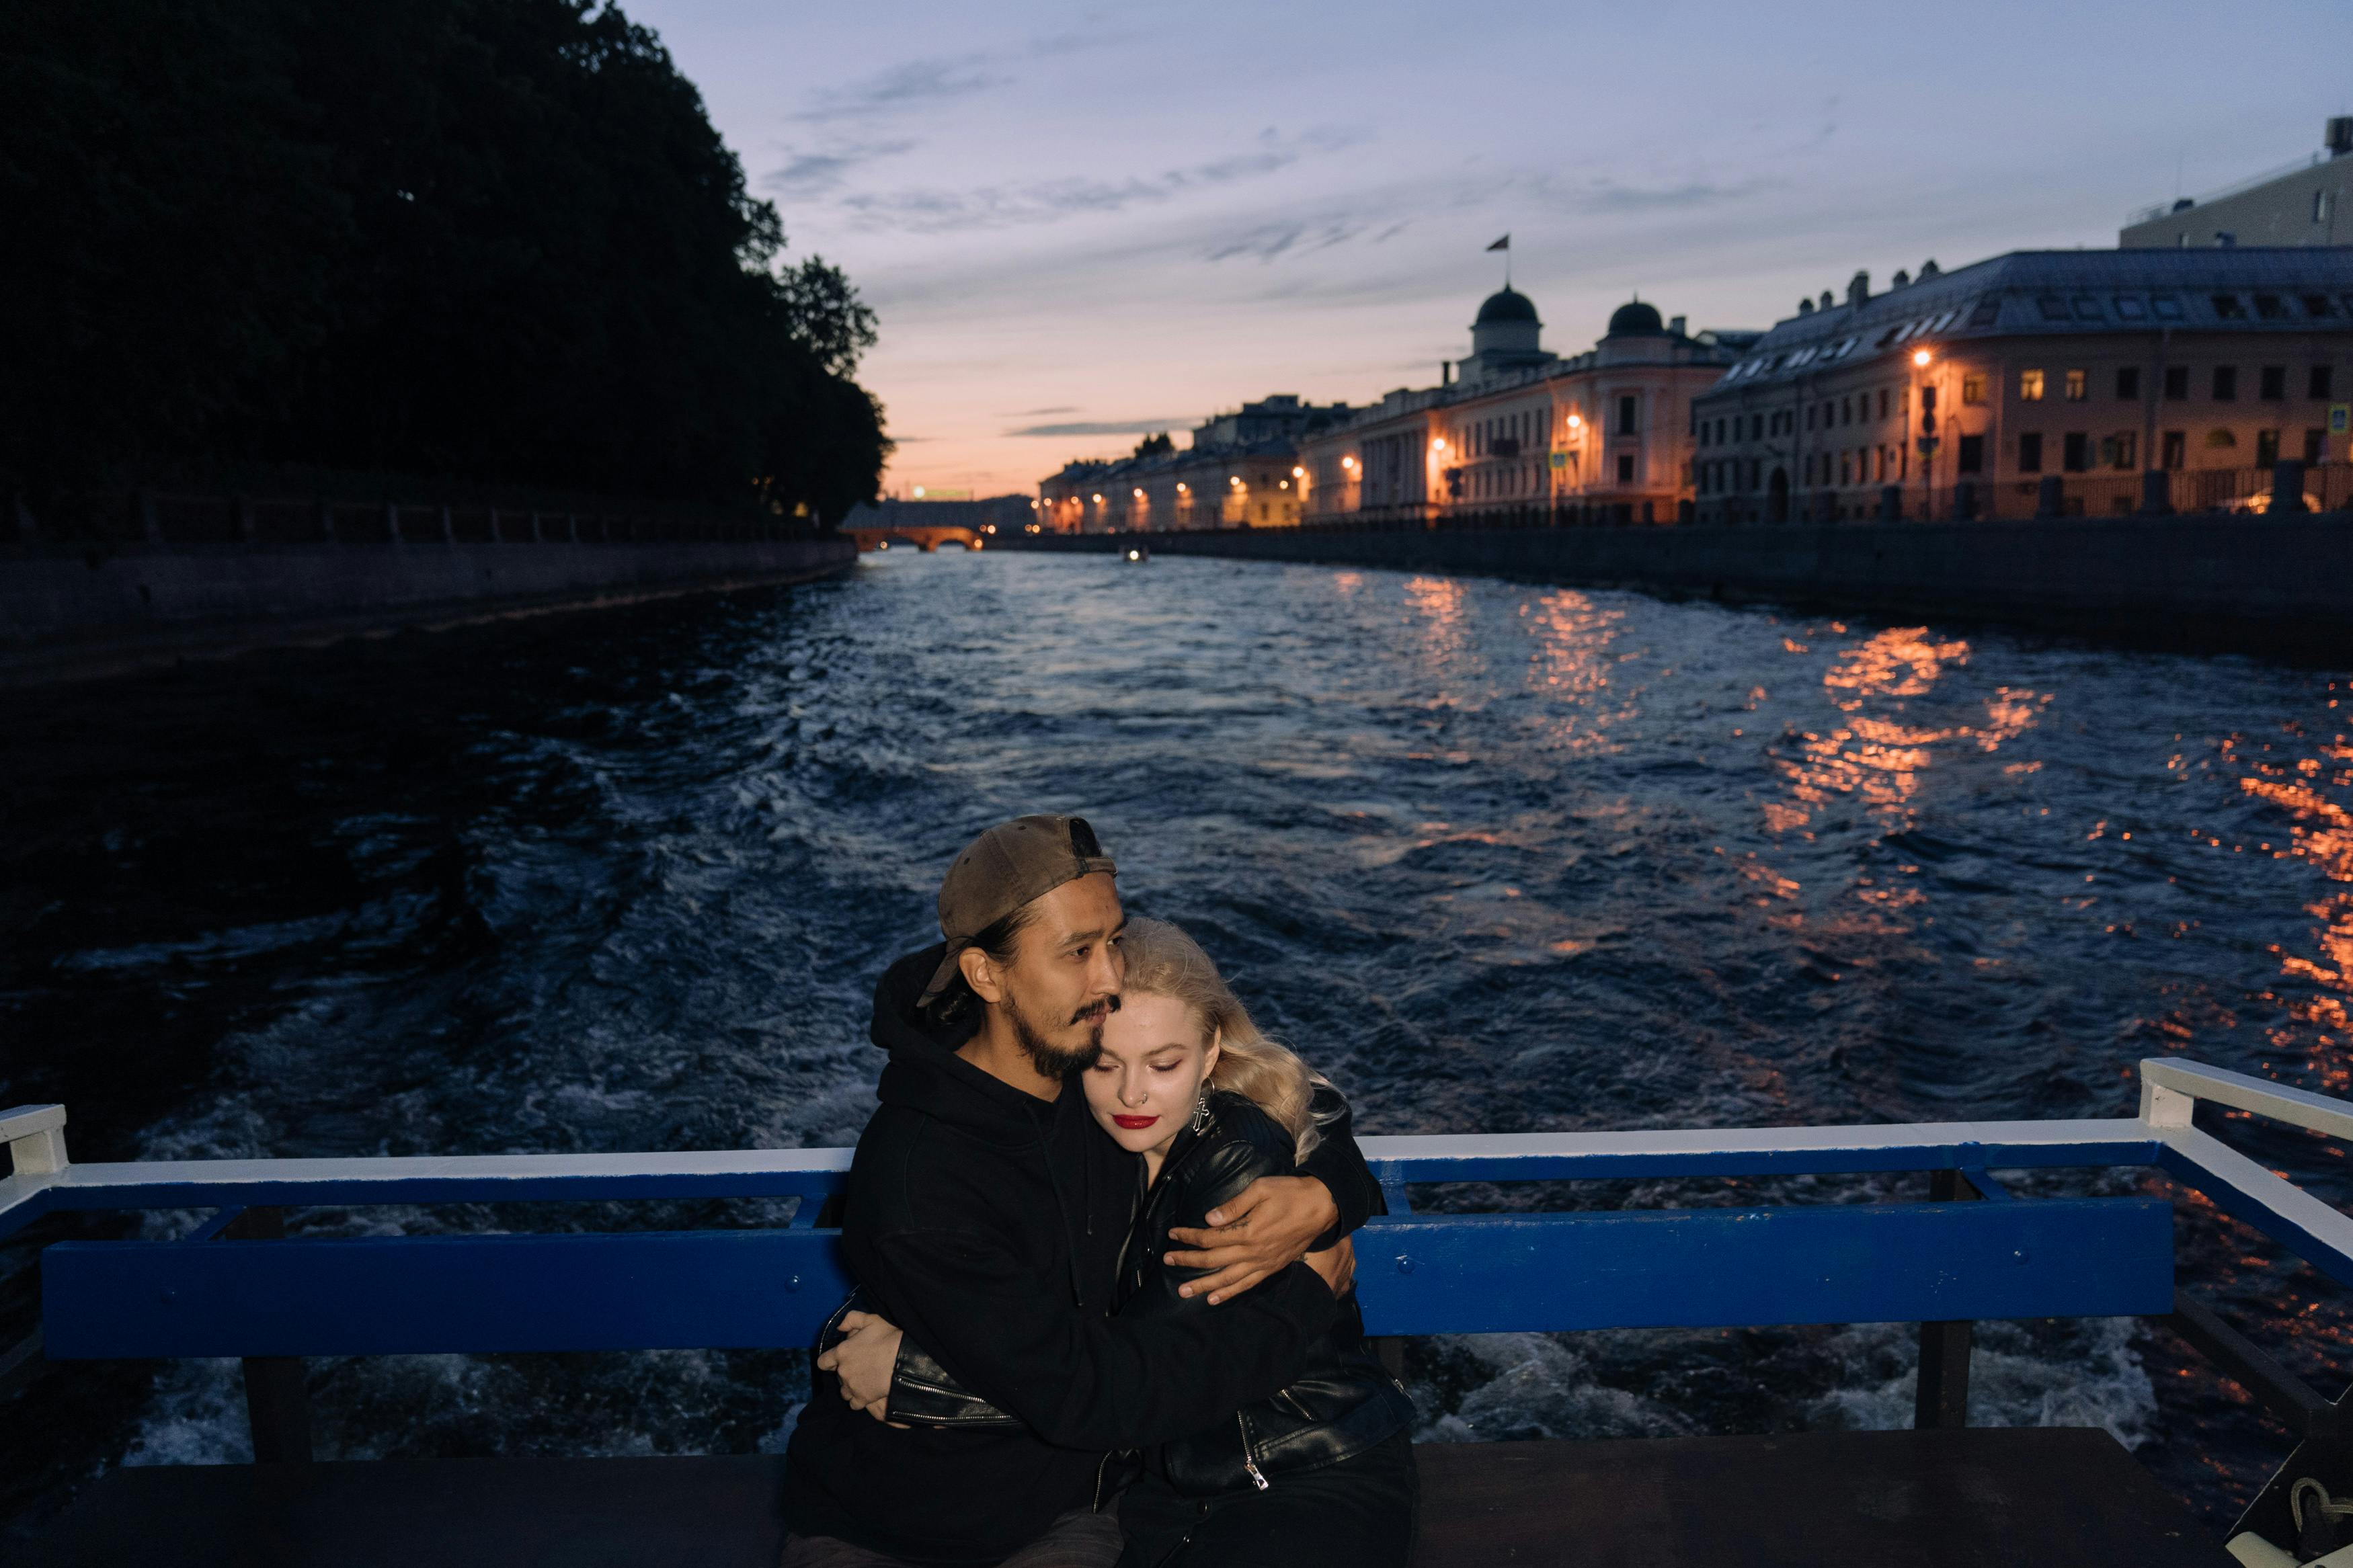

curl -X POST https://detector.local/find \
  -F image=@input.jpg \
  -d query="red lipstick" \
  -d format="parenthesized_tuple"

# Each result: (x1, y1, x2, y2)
(1113, 1114, 1158, 1130)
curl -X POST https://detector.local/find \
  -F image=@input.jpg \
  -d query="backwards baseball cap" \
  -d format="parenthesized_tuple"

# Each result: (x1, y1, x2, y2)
(918, 815, 1117, 1006)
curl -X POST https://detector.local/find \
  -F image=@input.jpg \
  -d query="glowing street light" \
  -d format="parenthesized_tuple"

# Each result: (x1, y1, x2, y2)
(1566, 412, 1583, 430)
(913, 485, 926, 497)
(1132, 487, 1144, 498)
(1913, 347, 1933, 367)
(1092, 493, 1104, 503)
(1431, 438, 1447, 452)
(1291, 466, 1306, 478)
(1341, 455, 1357, 469)
(1176, 482, 1189, 493)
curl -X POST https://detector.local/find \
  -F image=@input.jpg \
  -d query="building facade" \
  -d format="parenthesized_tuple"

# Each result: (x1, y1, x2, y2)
(1036, 396, 1349, 532)
(1691, 249, 2353, 525)
(2122, 120, 2353, 250)
(1298, 290, 1753, 525)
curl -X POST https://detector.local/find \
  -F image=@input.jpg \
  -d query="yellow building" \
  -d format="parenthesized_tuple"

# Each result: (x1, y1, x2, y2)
(1693, 250, 2353, 524)
(1297, 290, 1753, 525)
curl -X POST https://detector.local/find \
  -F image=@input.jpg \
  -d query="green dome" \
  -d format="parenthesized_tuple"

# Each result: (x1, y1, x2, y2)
(1607, 300, 1666, 336)
(1474, 287, 1540, 325)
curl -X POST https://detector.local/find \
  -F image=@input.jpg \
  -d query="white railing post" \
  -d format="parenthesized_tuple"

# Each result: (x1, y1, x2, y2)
(1, 1104, 68, 1176)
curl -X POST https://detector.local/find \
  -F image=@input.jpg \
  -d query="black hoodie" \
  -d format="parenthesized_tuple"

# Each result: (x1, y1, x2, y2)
(781, 944, 1376, 1565)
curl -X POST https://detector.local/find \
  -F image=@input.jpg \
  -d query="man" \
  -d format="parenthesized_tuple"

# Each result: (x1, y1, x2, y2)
(781, 815, 1379, 1567)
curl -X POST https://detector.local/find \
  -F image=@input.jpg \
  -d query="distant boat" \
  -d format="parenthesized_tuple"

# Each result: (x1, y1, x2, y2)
(1124, 545, 1149, 563)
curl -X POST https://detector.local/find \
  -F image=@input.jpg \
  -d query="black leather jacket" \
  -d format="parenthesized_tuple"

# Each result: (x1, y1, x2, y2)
(833, 1089, 1414, 1496)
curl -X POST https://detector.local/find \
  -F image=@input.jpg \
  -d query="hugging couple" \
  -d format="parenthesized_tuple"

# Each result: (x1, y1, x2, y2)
(780, 815, 1419, 1568)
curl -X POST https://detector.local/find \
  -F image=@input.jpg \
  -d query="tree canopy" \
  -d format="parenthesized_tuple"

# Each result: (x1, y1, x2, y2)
(0, 0, 888, 522)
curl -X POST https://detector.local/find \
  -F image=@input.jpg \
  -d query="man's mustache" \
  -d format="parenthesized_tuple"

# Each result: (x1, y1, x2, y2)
(1070, 995, 1121, 1027)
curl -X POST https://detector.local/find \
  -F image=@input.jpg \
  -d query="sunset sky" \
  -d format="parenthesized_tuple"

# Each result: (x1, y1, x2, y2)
(631, 0, 2352, 499)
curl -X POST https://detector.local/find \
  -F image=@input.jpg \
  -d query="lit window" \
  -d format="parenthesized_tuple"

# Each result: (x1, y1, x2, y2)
(2020, 369, 2045, 401)
(2065, 370, 2087, 401)
(1961, 374, 1985, 405)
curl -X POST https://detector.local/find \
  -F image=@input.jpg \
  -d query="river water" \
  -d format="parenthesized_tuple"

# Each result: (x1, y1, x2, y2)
(7, 548, 2353, 1537)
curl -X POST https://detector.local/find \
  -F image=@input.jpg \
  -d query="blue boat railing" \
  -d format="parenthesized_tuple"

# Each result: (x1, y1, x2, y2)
(3, 1056, 2350, 1461)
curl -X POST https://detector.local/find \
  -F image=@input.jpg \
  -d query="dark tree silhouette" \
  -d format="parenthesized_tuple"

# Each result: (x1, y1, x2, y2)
(0, 0, 888, 522)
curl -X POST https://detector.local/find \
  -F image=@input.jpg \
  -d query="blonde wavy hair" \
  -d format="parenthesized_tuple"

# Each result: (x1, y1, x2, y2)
(1117, 917, 1337, 1161)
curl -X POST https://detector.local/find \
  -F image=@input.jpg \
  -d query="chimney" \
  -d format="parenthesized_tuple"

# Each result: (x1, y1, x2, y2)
(1891, 269, 1911, 288)
(2330, 116, 2353, 158)
(1919, 258, 1941, 280)
(1818, 290, 1834, 312)
(1441, 360, 1453, 386)
(1667, 315, 1686, 335)
(1847, 270, 1870, 306)
(1798, 297, 1816, 315)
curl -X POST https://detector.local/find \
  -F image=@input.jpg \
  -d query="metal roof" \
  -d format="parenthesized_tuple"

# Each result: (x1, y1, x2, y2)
(1708, 247, 2353, 394)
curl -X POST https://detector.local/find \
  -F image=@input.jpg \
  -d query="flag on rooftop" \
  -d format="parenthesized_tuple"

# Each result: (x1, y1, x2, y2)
(1486, 235, 1510, 251)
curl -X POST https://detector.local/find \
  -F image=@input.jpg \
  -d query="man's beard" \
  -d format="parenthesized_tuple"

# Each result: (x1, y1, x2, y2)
(1004, 989, 1114, 1077)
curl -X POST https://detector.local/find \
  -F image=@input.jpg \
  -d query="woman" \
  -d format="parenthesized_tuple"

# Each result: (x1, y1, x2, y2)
(826, 917, 1418, 1568)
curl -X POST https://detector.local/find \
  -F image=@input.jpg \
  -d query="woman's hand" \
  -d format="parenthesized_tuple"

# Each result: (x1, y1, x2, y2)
(816, 1310, 907, 1425)
(1304, 1235, 1357, 1298)
(1162, 1173, 1341, 1304)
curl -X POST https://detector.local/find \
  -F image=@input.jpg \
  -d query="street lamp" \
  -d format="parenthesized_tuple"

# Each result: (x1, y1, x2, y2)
(1911, 348, 1939, 520)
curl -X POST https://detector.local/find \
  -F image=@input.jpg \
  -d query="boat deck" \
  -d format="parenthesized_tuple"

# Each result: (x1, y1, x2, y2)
(24, 1428, 2221, 1567)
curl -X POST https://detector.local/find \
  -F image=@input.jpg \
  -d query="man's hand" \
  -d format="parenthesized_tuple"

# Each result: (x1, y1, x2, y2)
(1304, 1235, 1356, 1298)
(815, 1310, 906, 1424)
(1163, 1173, 1341, 1305)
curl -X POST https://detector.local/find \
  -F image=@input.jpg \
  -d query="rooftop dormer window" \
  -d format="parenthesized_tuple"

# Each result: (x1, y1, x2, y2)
(2037, 295, 2069, 321)
(2303, 294, 2337, 317)
(2114, 296, 2147, 321)
(2212, 294, 2247, 319)
(2254, 293, 2288, 319)
(1968, 298, 2000, 327)
(2071, 296, 2102, 321)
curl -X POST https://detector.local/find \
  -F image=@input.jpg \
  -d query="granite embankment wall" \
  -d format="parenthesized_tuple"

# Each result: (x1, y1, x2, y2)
(0, 536, 856, 684)
(1008, 513, 2353, 661)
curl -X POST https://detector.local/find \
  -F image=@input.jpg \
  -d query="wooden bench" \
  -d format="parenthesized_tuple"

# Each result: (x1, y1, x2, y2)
(22, 1427, 2221, 1567)
(21, 1057, 2353, 1565)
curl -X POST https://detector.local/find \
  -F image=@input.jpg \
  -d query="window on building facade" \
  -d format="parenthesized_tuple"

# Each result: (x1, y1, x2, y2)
(2206, 428, 2238, 450)
(2257, 430, 2280, 468)
(1958, 434, 1985, 473)
(1616, 453, 1634, 484)
(2309, 429, 2330, 464)
(2102, 432, 2137, 470)
(1804, 405, 1814, 431)
(2019, 432, 2044, 472)
(1962, 374, 1985, 405)
(2311, 366, 2335, 400)
(2260, 366, 2287, 401)
(2116, 367, 2141, 400)
(1838, 453, 1850, 485)
(2162, 430, 2186, 469)
(1751, 414, 1764, 440)
(2020, 369, 2045, 401)
(2063, 433, 2089, 472)
(2065, 370, 2087, 401)
(2165, 366, 2190, 400)
(1878, 388, 1890, 419)
(1841, 396, 1853, 425)
(2212, 366, 2238, 401)
(2305, 294, 2338, 317)
(2212, 294, 2247, 319)
(1618, 395, 1638, 436)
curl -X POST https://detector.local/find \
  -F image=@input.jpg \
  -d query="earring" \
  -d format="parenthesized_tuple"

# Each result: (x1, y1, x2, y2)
(1189, 1091, 1212, 1135)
